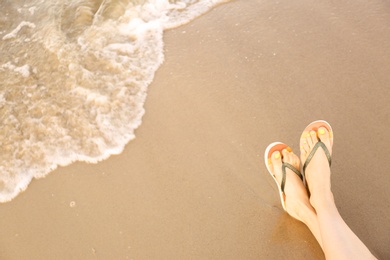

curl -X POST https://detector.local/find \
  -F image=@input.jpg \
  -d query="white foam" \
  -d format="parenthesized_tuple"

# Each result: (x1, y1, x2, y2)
(2, 21, 36, 40)
(29, 7, 37, 15)
(14, 65, 31, 78)
(0, 93, 5, 105)
(1, 62, 30, 78)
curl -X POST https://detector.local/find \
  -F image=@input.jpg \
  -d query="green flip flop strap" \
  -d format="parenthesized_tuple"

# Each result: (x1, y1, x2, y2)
(303, 141, 332, 175)
(281, 163, 303, 193)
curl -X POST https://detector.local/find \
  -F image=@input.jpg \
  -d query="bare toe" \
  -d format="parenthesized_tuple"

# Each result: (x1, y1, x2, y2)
(300, 132, 314, 164)
(270, 150, 283, 182)
(318, 127, 333, 155)
(310, 130, 318, 145)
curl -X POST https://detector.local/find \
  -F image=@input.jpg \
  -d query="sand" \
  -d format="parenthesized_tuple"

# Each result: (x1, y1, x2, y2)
(1, 0, 389, 259)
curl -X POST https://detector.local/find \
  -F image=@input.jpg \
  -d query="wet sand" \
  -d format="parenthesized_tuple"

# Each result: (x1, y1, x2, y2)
(1, 0, 389, 259)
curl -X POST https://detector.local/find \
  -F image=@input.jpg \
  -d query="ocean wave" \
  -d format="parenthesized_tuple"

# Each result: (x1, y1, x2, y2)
(0, 0, 228, 202)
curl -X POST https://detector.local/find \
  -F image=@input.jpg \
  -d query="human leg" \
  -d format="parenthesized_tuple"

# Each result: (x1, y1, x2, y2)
(300, 122, 376, 259)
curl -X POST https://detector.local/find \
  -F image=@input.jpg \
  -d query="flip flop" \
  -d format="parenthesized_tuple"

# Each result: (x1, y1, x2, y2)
(264, 142, 303, 211)
(300, 120, 333, 177)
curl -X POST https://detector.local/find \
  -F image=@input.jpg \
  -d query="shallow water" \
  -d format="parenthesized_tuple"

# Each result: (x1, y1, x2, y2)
(0, 0, 227, 202)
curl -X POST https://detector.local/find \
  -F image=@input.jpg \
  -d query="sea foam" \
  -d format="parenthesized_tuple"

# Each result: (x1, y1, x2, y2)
(0, 0, 228, 202)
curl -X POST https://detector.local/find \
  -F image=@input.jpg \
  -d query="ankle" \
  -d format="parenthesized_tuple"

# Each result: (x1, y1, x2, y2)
(298, 202, 317, 226)
(310, 190, 335, 211)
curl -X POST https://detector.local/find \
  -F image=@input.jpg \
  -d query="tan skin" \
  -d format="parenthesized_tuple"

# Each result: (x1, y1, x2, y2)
(269, 127, 376, 259)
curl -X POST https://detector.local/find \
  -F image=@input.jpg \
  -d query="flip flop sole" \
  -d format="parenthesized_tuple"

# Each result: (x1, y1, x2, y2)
(264, 142, 292, 211)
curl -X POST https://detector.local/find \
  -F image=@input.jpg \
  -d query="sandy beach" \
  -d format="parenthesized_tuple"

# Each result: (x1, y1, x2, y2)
(1, 0, 389, 259)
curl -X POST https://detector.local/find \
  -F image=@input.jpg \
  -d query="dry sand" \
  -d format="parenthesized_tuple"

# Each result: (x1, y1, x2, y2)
(1, 0, 389, 259)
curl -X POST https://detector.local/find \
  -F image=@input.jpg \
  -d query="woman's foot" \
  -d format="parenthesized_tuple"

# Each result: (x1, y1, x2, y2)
(300, 124, 333, 209)
(268, 147, 314, 222)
